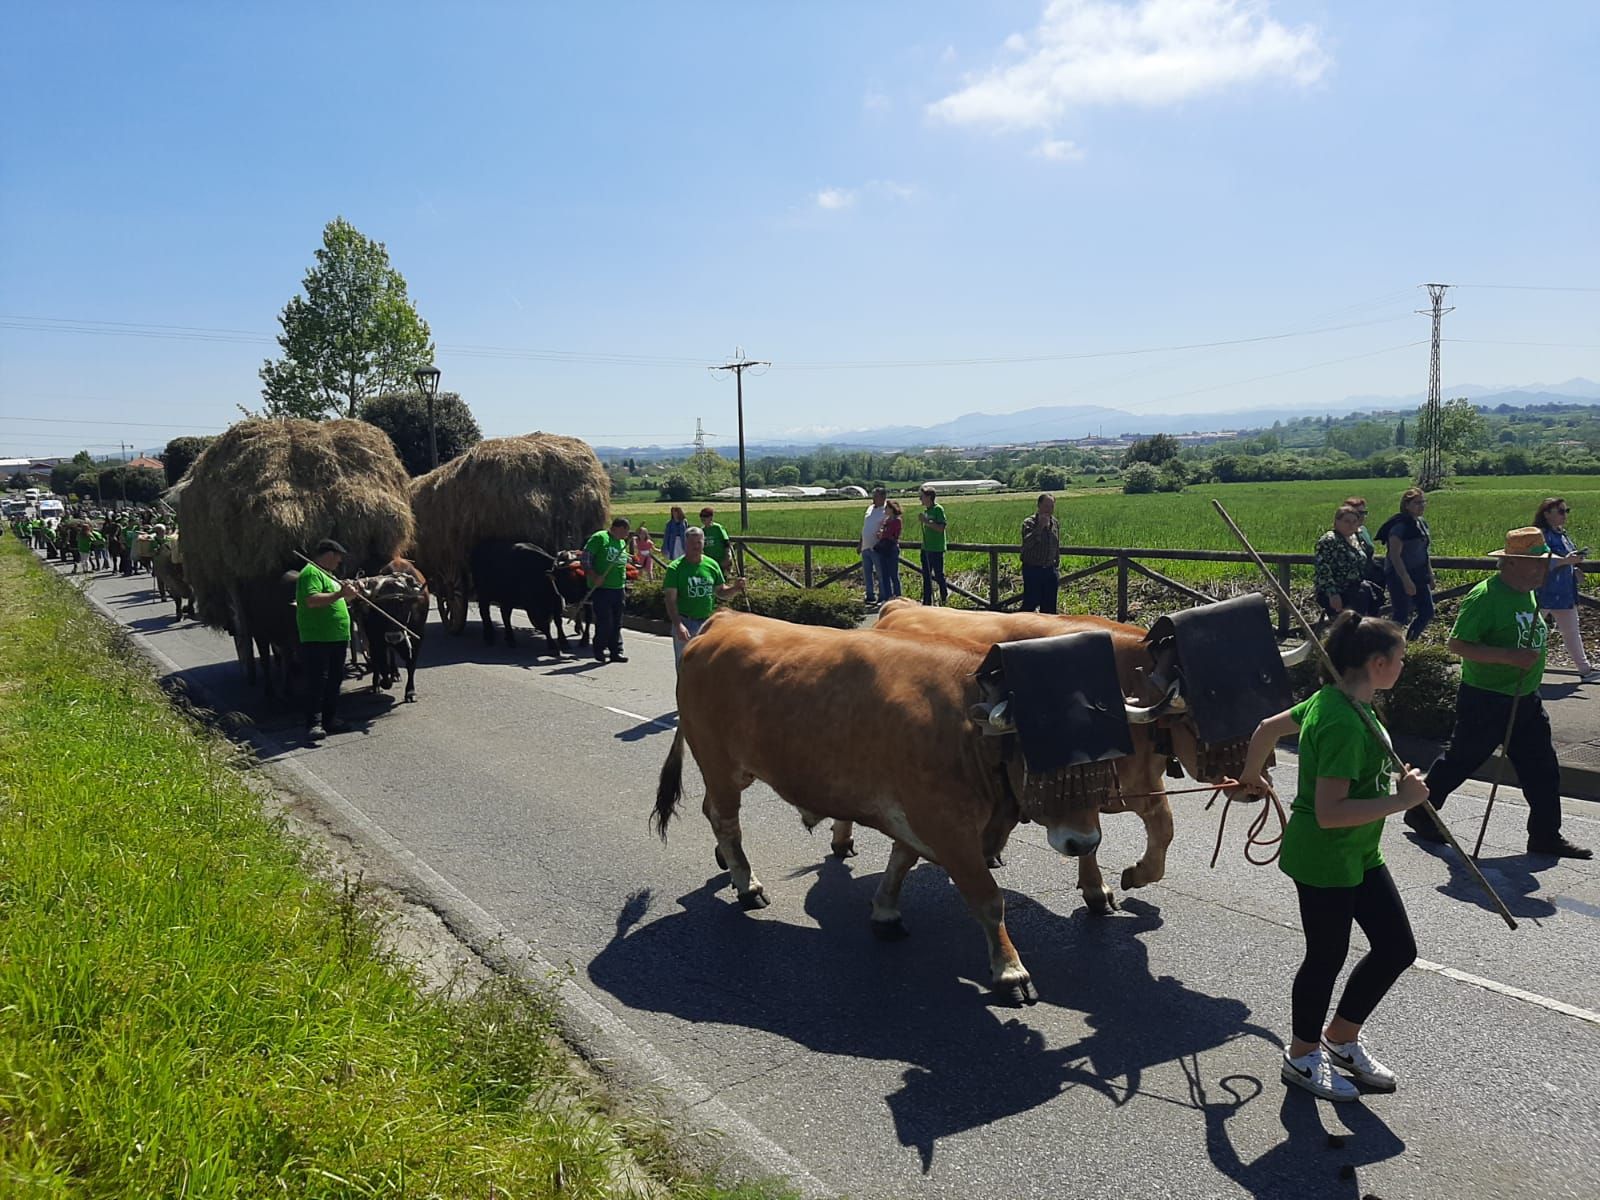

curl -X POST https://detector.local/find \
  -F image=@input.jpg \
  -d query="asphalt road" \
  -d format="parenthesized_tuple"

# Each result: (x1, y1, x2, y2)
(59, 561, 1600, 1200)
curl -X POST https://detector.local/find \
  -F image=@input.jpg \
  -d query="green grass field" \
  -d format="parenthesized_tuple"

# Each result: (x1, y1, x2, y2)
(0, 538, 791, 1200)
(621, 475, 1599, 589)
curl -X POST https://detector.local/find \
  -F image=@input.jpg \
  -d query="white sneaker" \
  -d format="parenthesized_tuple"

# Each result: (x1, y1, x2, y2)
(1322, 1036, 1397, 1091)
(1578, 669, 1600, 684)
(1282, 1048, 1359, 1101)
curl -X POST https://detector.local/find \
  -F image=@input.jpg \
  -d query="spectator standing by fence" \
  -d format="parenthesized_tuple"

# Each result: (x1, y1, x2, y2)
(698, 507, 731, 575)
(918, 486, 949, 606)
(1533, 496, 1597, 682)
(1020, 493, 1061, 614)
(663, 526, 744, 669)
(1314, 505, 1380, 618)
(662, 506, 688, 563)
(1376, 488, 1434, 640)
(875, 499, 903, 600)
(860, 487, 888, 608)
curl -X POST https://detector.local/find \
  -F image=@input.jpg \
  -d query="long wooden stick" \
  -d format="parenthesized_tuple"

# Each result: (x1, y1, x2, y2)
(1211, 500, 1518, 930)
(1471, 669, 1531, 859)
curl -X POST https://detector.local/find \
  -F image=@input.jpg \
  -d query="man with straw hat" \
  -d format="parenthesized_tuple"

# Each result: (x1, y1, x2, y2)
(1406, 527, 1591, 858)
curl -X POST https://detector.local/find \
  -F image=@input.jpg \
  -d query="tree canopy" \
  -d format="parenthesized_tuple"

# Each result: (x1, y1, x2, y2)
(358, 391, 482, 476)
(161, 436, 217, 486)
(259, 218, 434, 420)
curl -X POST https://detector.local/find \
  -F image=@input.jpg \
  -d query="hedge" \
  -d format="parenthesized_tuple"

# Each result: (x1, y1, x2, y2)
(625, 580, 864, 629)
(1285, 642, 1459, 739)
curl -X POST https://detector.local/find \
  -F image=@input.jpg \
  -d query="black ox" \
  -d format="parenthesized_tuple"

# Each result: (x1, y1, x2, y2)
(468, 540, 592, 656)
(360, 558, 429, 702)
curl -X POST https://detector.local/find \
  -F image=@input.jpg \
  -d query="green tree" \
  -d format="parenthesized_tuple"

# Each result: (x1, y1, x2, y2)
(50, 461, 89, 495)
(358, 391, 482, 476)
(1326, 421, 1393, 459)
(1122, 462, 1160, 494)
(772, 464, 801, 487)
(658, 473, 694, 502)
(7, 472, 32, 490)
(161, 436, 217, 486)
(259, 217, 434, 419)
(1123, 433, 1180, 466)
(1439, 397, 1488, 452)
(685, 448, 734, 494)
(1394, 418, 1407, 448)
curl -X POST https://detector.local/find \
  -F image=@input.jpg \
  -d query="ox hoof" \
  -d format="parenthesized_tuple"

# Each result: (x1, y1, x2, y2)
(1119, 866, 1150, 892)
(830, 839, 857, 859)
(993, 976, 1038, 1007)
(870, 917, 909, 941)
(1086, 889, 1119, 915)
(403, 693, 417, 704)
(714, 847, 728, 871)
(737, 888, 769, 911)
(986, 853, 1006, 869)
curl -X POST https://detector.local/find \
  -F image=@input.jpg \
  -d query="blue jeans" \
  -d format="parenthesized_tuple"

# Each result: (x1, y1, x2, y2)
(1387, 576, 1434, 640)
(861, 549, 881, 603)
(875, 544, 901, 599)
(672, 615, 707, 669)
(921, 551, 948, 606)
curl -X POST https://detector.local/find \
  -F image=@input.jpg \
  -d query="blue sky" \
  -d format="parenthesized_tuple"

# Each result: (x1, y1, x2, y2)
(3, 0, 1598, 457)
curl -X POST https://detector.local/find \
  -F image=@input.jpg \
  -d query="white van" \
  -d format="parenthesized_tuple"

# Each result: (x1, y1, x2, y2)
(37, 499, 65, 520)
(24, 487, 41, 503)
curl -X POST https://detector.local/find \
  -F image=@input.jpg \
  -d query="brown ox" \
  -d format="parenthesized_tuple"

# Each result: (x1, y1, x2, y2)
(654, 610, 1128, 1003)
(875, 600, 1179, 912)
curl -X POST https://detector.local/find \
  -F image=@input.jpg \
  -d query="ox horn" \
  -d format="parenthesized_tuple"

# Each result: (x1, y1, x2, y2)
(1124, 680, 1182, 724)
(1279, 640, 1314, 667)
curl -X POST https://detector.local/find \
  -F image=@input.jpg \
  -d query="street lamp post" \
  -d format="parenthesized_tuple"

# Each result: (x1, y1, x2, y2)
(413, 365, 442, 471)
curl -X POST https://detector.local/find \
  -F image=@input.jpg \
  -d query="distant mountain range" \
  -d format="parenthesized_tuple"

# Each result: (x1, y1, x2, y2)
(687, 377, 1600, 453)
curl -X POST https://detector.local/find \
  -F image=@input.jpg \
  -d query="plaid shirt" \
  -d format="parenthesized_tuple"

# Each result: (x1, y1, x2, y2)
(1020, 513, 1060, 568)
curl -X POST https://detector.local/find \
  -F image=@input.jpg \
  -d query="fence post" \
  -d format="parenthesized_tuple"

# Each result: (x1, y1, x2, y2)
(1275, 560, 1293, 636)
(1116, 557, 1129, 622)
(988, 550, 1000, 609)
(803, 543, 813, 589)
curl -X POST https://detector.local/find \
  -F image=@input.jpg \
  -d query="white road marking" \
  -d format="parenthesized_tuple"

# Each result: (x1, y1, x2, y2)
(604, 706, 677, 731)
(1412, 959, 1600, 1026)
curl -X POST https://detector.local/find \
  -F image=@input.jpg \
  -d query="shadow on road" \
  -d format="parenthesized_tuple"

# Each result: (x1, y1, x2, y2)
(614, 712, 677, 742)
(588, 854, 1325, 1177)
(1409, 836, 1559, 920)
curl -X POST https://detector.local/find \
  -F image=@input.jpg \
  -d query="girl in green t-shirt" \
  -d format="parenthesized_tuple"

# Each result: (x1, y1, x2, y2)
(1238, 612, 1429, 1103)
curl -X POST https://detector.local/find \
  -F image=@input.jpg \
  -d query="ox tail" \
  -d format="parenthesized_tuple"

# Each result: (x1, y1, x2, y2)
(652, 728, 686, 841)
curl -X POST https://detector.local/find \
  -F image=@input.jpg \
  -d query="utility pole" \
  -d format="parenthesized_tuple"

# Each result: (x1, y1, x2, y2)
(1416, 283, 1453, 492)
(711, 348, 769, 532)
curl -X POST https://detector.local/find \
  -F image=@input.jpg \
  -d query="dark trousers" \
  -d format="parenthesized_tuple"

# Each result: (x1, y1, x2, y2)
(1316, 580, 1383, 619)
(1292, 865, 1416, 1044)
(1425, 683, 1563, 838)
(1387, 577, 1435, 640)
(1020, 564, 1059, 614)
(592, 587, 624, 655)
(302, 640, 347, 728)
(921, 551, 948, 606)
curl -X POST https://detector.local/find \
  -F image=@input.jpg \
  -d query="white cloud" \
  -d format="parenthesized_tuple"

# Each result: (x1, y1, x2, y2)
(812, 181, 916, 211)
(1034, 138, 1086, 162)
(863, 89, 891, 112)
(870, 179, 917, 200)
(815, 187, 857, 210)
(930, 0, 1328, 130)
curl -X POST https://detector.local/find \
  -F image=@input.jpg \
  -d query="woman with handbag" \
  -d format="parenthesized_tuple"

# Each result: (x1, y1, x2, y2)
(1533, 496, 1597, 682)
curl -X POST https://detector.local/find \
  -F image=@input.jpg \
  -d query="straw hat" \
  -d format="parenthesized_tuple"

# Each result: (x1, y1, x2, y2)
(1487, 527, 1552, 559)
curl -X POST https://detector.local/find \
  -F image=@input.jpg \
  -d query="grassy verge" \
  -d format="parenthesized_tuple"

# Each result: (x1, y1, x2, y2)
(0, 538, 791, 1199)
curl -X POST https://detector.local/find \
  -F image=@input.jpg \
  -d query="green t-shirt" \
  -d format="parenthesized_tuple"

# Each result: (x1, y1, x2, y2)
(1452, 576, 1546, 696)
(584, 530, 629, 590)
(1279, 685, 1391, 888)
(700, 522, 730, 567)
(295, 562, 351, 643)
(663, 555, 725, 620)
(920, 504, 948, 553)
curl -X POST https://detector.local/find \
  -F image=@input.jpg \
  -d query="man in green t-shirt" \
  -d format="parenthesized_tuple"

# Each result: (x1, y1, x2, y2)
(584, 517, 631, 664)
(697, 507, 731, 575)
(296, 538, 359, 738)
(917, 486, 949, 606)
(1409, 527, 1590, 858)
(662, 526, 745, 668)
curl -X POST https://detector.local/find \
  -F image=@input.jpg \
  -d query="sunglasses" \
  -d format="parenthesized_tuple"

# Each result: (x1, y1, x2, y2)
(1554, 506, 1570, 514)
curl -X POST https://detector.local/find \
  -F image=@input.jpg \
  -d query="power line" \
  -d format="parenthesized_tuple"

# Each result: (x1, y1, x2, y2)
(711, 348, 769, 532)
(1452, 283, 1600, 293)
(1416, 284, 1453, 491)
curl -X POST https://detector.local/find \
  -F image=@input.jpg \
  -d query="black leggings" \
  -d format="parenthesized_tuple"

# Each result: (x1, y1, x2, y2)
(1291, 864, 1416, 1045)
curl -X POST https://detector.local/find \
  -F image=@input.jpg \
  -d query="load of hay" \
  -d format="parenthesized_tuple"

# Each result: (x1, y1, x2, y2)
(181, 419, 415, 628)
(409, 433, 610, 589)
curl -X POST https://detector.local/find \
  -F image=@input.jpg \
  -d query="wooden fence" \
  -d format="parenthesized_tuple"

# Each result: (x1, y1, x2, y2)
(731, 535, 1598, 635)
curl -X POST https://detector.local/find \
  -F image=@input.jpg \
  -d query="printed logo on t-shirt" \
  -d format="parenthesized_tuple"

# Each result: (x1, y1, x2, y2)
(1514, 610, 1548, 650)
